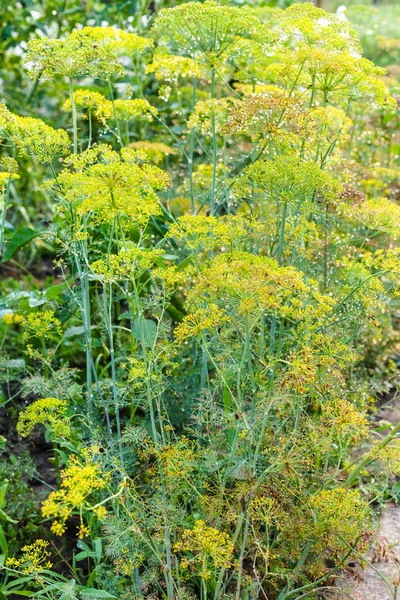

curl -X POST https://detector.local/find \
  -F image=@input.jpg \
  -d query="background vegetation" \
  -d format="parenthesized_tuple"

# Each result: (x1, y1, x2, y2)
(1, 0, 400, 599)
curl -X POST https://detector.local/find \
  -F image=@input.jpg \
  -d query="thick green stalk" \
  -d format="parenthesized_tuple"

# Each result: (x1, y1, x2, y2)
(210, 67, 217, 216)
(69, 78, 78, 154)
(0, 174, 12, 257)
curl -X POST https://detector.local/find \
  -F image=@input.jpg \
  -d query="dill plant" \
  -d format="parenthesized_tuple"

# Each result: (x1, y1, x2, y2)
(0, 2, 400, 600)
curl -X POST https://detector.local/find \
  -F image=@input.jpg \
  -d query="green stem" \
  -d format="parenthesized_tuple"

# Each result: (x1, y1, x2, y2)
(69, 78, 78, 154)
(210, 67, 217, 216)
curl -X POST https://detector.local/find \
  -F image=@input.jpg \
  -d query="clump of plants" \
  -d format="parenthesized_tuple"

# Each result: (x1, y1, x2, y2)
(0, 1, 400, 599)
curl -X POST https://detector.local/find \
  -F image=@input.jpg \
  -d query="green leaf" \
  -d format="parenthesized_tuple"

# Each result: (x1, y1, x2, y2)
(80, 589, 117, 598)
(131, 318, 157, 347)
(0, 508, 17, 524)
(2, 227, 40, 263)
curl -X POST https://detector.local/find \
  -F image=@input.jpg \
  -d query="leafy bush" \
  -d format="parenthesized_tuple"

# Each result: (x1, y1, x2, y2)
(0, 1, 400, 599)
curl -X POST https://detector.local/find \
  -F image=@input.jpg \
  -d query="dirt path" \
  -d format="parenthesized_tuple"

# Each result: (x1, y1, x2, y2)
(335, 398, 400, 599)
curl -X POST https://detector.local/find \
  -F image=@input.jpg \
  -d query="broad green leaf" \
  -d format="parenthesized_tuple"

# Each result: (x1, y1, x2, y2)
(80, 589, 117, 598)
(2, 227, 40, 263)
(131, 318, 157, 347)
(0, 508, 17, 524)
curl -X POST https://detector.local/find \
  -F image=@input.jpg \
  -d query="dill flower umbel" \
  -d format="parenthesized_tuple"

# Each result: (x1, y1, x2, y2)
(91, 247, 163, 281)
(130, 141, 176, 164)
(62, 90, 113, 126)
(146, 49, 204, 83)
(174, 520, 234, 580)
(22, 310, 62, 340)
(25, 27, 153, 81)
(9, 115, 70, 163)
(6, 540, 52, 575)
(42, 450, 107, 537)
(152, 1, 273, 67)
(168, 214, 263, 252)
(355, 197, 400, 236)
(113, 98, 156, 122)
(174, 305, 229, 342)
(2, 312, 24, 326)
(56, 145, 169, 225)
(239, 155, 342, 205)
(310, 487, 369, 548)
(187, 251, 335, 320)
(17, 397, 70, 440)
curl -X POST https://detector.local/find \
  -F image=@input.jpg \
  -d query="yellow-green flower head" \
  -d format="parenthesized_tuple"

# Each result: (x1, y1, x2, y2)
(22, 310, 62, 340)
(25, 27, 153, 81)
(146, 49, 204, 83)
(238, 155, 342, 205)
(220, 94, 305, 144)
(310, 487, 369, 545)
(174, 520, 234, 576)
(0, 171, 19, 192)
(187, 251, 335, 321)
(114, 98, 157, 122)
(276, 45, 393, 108)
(5, 540, 53, 575)
(0, 103, 14, 135)
(41, 449, 107, 537)
(270, 3, 361, 54)
(130, 141, 176, 164)
(91, 246, 163, 281)
(355, 197, 400, 237)
(17, 397, 70, 440)
(187, 98, 233, 136)
(168, 214, 264, 252)
(174, 305, 228, 342)
(62, 90, 113, 126)
(303, 106, 353, 147)
(151, 1, 274, 66)
(9, 115, 70, 163)
(56, 145, 169, 225)
(0, 157, 18, 175)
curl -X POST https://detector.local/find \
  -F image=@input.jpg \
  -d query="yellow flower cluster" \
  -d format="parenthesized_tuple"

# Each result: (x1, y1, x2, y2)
(130, 141, 176, 164)
(221, 94, 301, 139)
(174, 305, 228, 342)
(187, 98, 233, 136)
(42, 450, 107, 537)
(239, 155, 342, 205)
(63, 90, 113, 126)
(371, 439, 400, 475)
(146, 50, 204, 83)
(6, 540, 52, 575)
(56, 146, 169, 225)
(114, 552, 145, 576)
(152, 265, 187, 289)
(2, 312, 24, 326)
(17, 397, 70, 440)
(152, 1, 273, 66)
(157, 437, 197, 480)
(270, 3, 361, 53)
(174, 520, 234, 580)
(22, 310, 62, 340)
(0, 156, 19, 193)
(187, 252, 335, 320)
(91, 247, 163, 281)
(322, 400, 369, 442)
(25, 27, 153, 80)
(310, 487, 369, 546)
(114, 98, 156, 122)
(301, 106, 353, 156)
(4, 113, 70, 164)
(168, 214, 263, 252)
(355, 197, 400, 236)
(249, 496, 277, 525)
